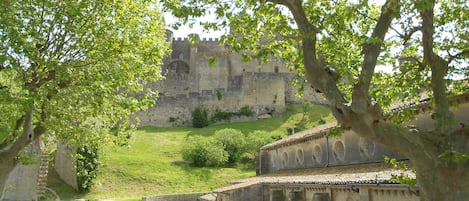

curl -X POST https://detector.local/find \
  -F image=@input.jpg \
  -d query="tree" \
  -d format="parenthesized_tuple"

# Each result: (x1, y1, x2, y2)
(162, 0, 468, 200)
(0, 0, 169, 194)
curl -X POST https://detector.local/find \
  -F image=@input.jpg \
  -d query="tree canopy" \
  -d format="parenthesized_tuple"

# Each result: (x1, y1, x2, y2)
(162, 0, 468, 200)
(0, 0, 169, 193)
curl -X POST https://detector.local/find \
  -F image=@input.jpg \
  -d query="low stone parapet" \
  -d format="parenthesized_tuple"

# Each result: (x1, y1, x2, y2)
(142, 192, 208, 201)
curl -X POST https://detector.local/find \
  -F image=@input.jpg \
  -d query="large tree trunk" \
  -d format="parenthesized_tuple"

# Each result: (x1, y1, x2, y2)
(415, 160, 469, 201)
(0, 107, 46, 198)
(0, 159, 16, 198)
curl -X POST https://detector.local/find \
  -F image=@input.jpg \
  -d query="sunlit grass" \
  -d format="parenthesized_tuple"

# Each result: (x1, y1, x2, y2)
(42, 103, 332, 200)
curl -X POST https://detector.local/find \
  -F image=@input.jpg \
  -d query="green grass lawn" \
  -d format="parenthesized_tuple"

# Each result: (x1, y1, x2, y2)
(42, 103, 332, 201)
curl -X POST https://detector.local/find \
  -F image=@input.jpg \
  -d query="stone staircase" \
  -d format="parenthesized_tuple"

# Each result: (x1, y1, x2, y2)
(36, 152, 49, 198)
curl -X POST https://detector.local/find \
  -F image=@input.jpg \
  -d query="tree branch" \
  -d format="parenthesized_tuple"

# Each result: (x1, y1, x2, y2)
(448, 49, 469, 63)
(266, 0, 347, 119)
(351, 0, 400, 114)
(418, 0, 453, 133)
(0, 106, 46, 163)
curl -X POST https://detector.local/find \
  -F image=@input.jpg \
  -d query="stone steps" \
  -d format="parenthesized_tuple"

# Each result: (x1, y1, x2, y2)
(36, 152, 49, 199)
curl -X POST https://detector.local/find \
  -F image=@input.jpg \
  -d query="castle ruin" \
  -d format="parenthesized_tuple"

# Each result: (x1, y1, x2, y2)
(136, 30, 325, 126)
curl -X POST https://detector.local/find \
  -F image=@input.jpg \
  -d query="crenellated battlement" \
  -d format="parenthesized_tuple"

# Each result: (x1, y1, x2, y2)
(172, 37, 220, 43)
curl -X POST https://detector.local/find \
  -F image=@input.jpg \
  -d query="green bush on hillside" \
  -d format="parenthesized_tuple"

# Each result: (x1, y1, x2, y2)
(182, 136, 228, 167)
(214, 128, 246, 163)
(245, 130, 277, 155)
(76, 146, 99, 192)
(192, 106, 209, 128)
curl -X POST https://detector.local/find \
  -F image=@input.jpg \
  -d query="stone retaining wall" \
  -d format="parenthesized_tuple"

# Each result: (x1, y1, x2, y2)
(142, 192, 208, 201)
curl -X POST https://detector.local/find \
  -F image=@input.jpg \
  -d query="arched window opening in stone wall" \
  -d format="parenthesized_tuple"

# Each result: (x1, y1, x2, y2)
(333, 141, 345, 162)
(282, 152, 289, 168)
(296, 149, 304, 165)
(359, 137, 376, 159)
(312, 145, 323, 164)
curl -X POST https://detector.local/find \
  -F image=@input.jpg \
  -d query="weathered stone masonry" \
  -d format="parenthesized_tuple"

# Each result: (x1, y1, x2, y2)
(136, 30, 325, 127)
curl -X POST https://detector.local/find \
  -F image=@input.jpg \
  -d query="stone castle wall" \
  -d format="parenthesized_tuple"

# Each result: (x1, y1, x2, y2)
(136, 32, 325, 127)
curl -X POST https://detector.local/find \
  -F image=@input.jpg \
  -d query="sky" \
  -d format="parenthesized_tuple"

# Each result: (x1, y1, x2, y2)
(162, 0, 392, 73)
(163, 0, 386, 39)
(163, 12, 225, 39)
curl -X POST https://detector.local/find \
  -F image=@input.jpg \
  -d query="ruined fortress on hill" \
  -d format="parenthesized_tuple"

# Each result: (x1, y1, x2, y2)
(136, 30, 325, 126)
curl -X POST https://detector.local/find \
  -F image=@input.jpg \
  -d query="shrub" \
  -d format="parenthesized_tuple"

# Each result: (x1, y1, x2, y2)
(192, 106, 209, 128)
(245, 130, 277, 156)
(238, 106, 254, 117)
(318, 117, 326, 124)
(182, 136, 228, 167)
(169, 117, 177, 122)
(214, 128, 246, 163)
(76, 146, 99, 192)
(211, 109, 232, 122)
(216, 90, 222, 100)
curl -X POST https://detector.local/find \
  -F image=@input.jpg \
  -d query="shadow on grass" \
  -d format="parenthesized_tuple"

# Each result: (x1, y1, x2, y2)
(41, 166, 87, 201)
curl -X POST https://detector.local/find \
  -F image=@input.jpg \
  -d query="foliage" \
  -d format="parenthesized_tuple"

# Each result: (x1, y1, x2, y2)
(182, 135, 228, 167)
(163, 1, 469, 198)
(192, 106, 209, 128)
(238, 106, 255, 117)
(76, 146, 100, 192)
(169, 117, 177, 123)
(213, 128, 246, 163)
(216, 90, 223, 100)
(17, 152, 39, 165)
(245, 130, 277, 156)
(211, 109, 233, 122)
(184, 128, 283, 166)
(44, 103, 330, 199)
(211, 106, 255, 123)
(0, 0, 169, 173)
(384, 156, 416, 187)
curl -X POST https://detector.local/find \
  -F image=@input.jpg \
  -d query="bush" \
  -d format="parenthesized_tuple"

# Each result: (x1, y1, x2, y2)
(245, 130, 277, 156)
(214, 128, 246, 163)
(211, 109, 232, 122)
(76, 146, 99, 192)
(192, 106, 209, 128)
(238, 106, 254, 117)
(182, 136, 228, 167)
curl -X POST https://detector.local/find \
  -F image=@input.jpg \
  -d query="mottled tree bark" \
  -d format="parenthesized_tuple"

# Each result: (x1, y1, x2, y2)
(0, 107, 46, 197)
(268, 0, 469, 200)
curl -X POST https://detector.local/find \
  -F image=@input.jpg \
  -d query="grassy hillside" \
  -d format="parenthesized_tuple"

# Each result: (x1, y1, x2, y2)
(42, 103, 332, 201)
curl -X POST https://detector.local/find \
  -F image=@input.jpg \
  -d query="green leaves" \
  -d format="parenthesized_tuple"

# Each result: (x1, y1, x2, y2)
(1, 0, 169, 148)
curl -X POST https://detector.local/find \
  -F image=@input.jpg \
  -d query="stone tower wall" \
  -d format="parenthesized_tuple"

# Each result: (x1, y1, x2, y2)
(136, 33, 325, 126)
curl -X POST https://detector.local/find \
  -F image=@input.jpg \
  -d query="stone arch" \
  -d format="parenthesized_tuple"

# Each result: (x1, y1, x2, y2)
(282, 151, 289, 168)
(333, 140, 345, 162)
(296, 149, 304, 165)
(312, 144, 323, 164)
(359, 137, 375, 159)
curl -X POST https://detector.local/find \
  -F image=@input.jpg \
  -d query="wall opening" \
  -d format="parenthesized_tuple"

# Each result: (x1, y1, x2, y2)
(270, 189, 284, 201)
(288, 190, 305, 201)
(359, 137, 375, 159)
(296, 149, 304, 165)
(312, 145, 323, 164)
(282, 152, 289, 168)
(333, 141, 345, 162)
